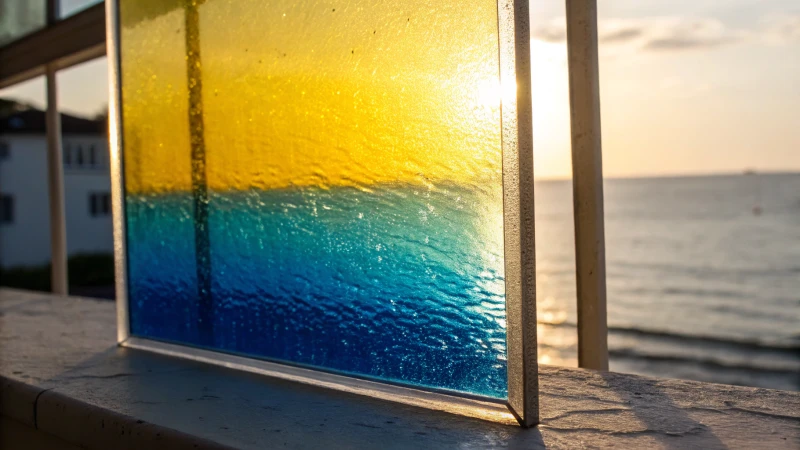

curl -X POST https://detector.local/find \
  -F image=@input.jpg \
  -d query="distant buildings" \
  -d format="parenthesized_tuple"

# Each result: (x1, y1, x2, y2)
(0, 105, 112, 268)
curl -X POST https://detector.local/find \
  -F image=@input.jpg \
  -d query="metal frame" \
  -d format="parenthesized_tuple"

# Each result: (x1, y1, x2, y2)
(106, 0, 538, 427)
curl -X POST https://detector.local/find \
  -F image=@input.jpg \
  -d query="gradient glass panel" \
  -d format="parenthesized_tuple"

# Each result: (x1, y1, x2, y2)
(0, 0, 46, 46)
(120, 0, 506, 398)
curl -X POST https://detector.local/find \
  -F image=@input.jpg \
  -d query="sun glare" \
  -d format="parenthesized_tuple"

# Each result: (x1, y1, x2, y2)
(475, 78, 517, 109)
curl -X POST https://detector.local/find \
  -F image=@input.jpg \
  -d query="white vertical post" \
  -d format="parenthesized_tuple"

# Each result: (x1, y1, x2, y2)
(45, 0, 68, 295)
(565, 0, 609, 370)
(45, 65, 68, 295)
(45, 66, 68, 295)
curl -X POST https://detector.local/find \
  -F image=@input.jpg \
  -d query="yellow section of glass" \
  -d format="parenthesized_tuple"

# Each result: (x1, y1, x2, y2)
(120, 0, 501, 194)
(121, 5, 192, 194)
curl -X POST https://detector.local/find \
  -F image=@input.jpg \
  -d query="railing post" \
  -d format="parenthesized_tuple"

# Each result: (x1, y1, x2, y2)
(45, 65, 68, 294)
(565, 0, 609, 370)
(45, 0, 68, 295)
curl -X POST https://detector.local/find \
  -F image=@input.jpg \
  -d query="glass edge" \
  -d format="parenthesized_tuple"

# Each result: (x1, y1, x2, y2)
(122, 336, 518, 426)
(498, 0, 538, 428)
(128, 333, 508, 403)
(106, 0, 130, 343)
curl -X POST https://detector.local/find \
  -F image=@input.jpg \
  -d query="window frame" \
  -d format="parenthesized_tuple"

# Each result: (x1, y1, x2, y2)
(75, 144, 84, 167)
(88, 191, 111, 217)
(88, 192, 97, 216)
(89, 143, 97, 167)
(63, 141, 71, 166)
(101, 192, 110, 214)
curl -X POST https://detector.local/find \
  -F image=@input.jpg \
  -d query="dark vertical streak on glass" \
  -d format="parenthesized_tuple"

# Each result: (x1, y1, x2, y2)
(184, 0, 213, 345)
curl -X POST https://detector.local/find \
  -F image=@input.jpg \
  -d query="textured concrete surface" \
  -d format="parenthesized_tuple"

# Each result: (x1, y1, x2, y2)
(1, 288, 798, 449)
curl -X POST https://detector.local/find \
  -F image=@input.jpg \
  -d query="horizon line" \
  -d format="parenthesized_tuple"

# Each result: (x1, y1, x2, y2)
(535, 169, 800, 182)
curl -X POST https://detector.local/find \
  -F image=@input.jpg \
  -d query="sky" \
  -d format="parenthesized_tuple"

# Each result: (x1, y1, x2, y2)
(1, 0, 799, 179)
(530, 0, 800, 178)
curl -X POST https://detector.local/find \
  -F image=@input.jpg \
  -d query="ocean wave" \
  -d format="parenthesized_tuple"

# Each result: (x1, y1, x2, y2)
(609, 260, 800, 279)
(610, 285, 749, 300)
(610, 348, 799, 377)
(537, 321, 800, 354)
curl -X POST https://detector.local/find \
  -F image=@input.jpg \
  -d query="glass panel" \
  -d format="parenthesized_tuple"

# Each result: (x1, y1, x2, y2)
(0, 77, 50, 290)
(0, 0, 46, 46)
(58, 57, 115, 299)
(596, 1, 800, 391)
(120, 0, 507, 397)
(60, 0, 103, 19)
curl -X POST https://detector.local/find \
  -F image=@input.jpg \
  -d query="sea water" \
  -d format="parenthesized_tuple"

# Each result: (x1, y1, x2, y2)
(536, 172, 800, 391)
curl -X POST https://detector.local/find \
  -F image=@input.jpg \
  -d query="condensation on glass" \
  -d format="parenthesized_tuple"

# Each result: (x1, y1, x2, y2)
(112, 0, 536, 425)
(0, 0, 46, 46)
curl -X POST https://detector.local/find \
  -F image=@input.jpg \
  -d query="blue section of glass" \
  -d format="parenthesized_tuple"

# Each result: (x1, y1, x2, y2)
(127, 193, 200, 343)
(127, 184, 507, 398)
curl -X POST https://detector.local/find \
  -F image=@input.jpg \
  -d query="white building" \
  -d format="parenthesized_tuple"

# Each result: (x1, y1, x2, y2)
(0, 107, 113, 268)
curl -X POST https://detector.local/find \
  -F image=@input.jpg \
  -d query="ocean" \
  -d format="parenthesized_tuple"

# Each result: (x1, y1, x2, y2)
(536, 172, 800, 391)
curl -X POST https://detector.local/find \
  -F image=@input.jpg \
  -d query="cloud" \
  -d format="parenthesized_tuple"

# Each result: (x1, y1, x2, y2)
(600, 27, 643, 43)
(642, 19, 737, 51)
(532, 23, 566, 43)
(644, 37, 728, 50)
(531, 15, 799, 52)
(761, 14, 800, 44)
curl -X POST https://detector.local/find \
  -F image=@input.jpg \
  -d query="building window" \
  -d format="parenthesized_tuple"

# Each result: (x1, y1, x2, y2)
(89, 192, 111, 217)
(63, 143, 72, 167)
(0, 142, 9, 160)
(0, 195, 13, 224)
(76, 145, 84, 167)
(89, 144, 97, 167)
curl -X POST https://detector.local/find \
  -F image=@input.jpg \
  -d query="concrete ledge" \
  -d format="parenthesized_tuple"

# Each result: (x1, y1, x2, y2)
(1, 417, 82, 450)
(1, 288, 798, 449)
